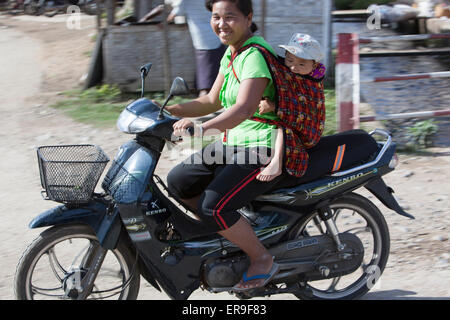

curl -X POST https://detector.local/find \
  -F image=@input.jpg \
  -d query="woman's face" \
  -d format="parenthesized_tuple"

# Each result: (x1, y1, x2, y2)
(210, 1, 252, 48)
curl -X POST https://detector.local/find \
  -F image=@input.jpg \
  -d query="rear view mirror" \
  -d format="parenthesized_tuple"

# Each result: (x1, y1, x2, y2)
(140, 63, 152, 78)
(169, 77, 189, 96)
(157, 77, 190, 120)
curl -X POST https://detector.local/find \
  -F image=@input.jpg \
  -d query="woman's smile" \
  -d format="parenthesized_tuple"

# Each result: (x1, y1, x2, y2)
(219, 29, 232, 39)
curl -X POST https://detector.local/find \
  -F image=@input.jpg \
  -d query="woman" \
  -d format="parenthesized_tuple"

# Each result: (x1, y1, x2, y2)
(165, 0, 283, 291)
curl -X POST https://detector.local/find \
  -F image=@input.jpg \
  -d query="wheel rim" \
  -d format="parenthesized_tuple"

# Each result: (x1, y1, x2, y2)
(295, 201, 385, 299)
(24, 233, 132, 300)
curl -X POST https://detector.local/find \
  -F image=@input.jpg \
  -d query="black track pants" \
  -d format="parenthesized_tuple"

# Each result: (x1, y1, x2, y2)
(167, 141, 288, 232)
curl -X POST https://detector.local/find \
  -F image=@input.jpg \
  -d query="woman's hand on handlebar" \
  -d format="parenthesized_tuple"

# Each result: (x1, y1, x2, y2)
(173, 119, 202, 137)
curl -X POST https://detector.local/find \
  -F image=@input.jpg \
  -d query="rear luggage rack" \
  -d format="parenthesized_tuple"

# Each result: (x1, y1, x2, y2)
(330, 129, 392, 177)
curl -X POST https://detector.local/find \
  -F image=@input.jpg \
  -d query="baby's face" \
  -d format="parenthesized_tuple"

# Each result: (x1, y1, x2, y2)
(285, 52, 315, 75)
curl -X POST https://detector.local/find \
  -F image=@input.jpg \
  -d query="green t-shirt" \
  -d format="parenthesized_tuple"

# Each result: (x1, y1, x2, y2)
(219, 36, 279, 148)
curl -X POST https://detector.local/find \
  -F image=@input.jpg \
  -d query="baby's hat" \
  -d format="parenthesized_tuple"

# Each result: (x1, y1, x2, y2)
(279, 33, 324, 61)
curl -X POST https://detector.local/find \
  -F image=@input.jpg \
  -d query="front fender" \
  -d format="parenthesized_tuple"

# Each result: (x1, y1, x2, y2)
(29, 202, 106, 230)
(29, 200, 122, 249)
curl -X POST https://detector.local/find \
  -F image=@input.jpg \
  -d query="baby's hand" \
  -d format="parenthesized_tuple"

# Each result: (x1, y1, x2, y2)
(259, 99, 275, 114)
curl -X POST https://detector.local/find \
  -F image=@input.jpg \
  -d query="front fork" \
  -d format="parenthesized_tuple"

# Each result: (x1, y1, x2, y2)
(64, 243, 107, 300)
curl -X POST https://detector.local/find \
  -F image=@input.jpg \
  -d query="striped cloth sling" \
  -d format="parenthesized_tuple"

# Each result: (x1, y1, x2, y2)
(228, 44, 326, 177)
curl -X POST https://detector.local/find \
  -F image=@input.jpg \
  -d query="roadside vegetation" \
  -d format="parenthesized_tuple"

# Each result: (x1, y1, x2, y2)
(51, 84, 194, 127)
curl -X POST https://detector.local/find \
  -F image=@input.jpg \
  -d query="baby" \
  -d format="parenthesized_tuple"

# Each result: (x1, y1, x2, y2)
(256, 33, 325, 182)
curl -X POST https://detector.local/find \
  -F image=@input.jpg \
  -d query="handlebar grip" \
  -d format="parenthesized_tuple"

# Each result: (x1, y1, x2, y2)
(186, 126, 195, 137)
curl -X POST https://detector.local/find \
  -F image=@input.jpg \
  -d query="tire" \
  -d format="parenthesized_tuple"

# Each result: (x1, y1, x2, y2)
(291, 193, 390, 300)
(14, 224, 140, 300)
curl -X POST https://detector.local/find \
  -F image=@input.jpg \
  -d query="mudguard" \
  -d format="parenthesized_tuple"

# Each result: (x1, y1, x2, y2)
(365, 177, 415, 219)
(29, 200, 123, 249)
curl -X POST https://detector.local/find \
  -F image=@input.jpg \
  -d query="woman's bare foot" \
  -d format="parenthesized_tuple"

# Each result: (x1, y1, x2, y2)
(234, 254, 274, 290)
(256, 161, 282, 182)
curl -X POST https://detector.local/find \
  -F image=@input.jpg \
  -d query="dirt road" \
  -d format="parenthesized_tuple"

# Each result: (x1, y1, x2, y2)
(0, 14, 448, 300)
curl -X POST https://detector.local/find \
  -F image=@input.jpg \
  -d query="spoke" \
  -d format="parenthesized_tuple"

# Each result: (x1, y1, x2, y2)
(72, 242, 91, 267)
(31, 285, 64, 298)
(326, 276, 341, 293)
(344, 226, 371, 235)
(47, 248, 67, 283)
(88, 290, 122, 300)
(97, 267, 121, 278)
(32, 285, 63, 292)
(332, 209, 342, 221)
(90, 284, 103, 300)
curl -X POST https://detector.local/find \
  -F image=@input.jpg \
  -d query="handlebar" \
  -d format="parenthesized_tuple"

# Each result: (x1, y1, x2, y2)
(186, 126, 195, 137)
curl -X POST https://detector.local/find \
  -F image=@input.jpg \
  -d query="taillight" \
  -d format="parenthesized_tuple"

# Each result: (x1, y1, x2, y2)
(389, 153, 399, 169)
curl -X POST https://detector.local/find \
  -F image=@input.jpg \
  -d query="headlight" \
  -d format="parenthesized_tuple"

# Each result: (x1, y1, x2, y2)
(117, 109, 155, 133)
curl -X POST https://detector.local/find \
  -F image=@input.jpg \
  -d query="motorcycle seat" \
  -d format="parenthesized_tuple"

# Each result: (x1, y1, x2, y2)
(272, 129, 380, 190)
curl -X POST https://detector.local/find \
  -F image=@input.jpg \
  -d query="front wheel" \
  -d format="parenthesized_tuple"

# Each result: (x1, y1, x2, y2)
(14, 224, 140, 300)
(291, 193, 390, 300)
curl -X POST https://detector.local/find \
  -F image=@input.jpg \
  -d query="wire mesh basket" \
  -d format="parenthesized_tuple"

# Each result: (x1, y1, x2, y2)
(37, 145, 110, 204)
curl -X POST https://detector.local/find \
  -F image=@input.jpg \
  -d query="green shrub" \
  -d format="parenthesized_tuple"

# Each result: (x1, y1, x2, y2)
(407, 120, 438, 148)
(79, 84, 122, 103)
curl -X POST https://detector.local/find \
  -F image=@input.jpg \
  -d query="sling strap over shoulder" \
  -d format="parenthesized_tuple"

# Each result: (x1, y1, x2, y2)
(228, 44, 326, 177)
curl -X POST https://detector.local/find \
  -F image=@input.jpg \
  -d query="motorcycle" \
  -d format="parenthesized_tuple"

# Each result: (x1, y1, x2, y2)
(14, 63, 414, 300)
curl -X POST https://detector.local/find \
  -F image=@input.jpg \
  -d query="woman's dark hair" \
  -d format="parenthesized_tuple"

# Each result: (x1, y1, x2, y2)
(205, 0, 258, 33)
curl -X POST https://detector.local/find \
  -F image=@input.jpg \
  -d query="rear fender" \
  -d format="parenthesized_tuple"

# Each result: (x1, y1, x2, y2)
(29, 200, 123, 249)
(365, 177, 415, 219)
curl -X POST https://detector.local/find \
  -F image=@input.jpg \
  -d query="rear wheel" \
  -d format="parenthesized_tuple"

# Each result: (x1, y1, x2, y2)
(14, 224, 140, 300)
(291, 193, 390, 300)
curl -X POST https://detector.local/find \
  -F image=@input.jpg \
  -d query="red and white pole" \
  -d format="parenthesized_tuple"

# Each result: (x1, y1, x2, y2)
(336, 33, 360, 132)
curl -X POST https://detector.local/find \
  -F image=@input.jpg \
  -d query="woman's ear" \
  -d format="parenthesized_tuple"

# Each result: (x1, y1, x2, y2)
(247, 12, 253, 28)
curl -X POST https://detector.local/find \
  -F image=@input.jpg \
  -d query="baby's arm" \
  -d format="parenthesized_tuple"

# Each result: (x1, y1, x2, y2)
(259, 98, 275, 114)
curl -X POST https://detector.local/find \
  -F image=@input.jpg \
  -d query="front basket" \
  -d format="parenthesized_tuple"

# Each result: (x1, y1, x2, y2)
(37, 144, 110, 204)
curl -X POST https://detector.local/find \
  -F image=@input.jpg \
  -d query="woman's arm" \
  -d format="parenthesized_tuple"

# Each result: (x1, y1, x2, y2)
(171, 77, 269, 136)
(166, 73, 224, 118)
(202, 77, 269, 133)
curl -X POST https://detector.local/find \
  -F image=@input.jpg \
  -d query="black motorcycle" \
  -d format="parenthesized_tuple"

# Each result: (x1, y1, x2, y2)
(14, 63, 414, 300)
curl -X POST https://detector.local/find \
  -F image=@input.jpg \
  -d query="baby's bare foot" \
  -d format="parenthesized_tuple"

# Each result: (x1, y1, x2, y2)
(256, 163, 282, 182)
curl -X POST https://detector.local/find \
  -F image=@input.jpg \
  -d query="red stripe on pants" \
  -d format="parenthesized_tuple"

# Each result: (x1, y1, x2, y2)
(213, 168, 262, 230)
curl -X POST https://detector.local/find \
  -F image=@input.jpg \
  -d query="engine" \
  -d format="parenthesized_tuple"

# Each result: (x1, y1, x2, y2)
(203, 255, 249, 288)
